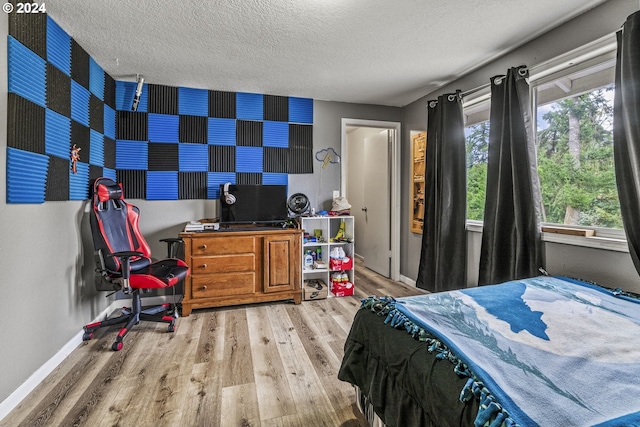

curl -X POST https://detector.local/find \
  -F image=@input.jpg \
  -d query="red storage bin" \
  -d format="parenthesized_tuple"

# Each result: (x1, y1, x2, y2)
(331, 280, 354, 297)
(330, 256, 353, 271)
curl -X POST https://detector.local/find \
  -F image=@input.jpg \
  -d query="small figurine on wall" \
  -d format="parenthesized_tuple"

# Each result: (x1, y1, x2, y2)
(70, 144, 81, 174)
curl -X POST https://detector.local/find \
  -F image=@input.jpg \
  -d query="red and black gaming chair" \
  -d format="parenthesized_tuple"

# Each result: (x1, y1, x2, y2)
(83, 177, 190, 351)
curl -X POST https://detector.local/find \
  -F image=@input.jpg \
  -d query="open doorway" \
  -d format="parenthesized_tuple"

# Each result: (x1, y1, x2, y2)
(341, 118, 401, 281)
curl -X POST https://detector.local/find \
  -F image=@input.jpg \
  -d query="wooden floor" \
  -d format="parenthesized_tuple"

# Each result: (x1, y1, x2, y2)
(1, 260, 426, 427)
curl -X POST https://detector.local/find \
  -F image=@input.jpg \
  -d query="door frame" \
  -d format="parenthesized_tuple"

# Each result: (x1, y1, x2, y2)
(341, 118, 401, 282)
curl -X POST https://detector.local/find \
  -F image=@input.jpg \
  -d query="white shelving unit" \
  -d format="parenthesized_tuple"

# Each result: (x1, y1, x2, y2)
(300, 216, 355, 296)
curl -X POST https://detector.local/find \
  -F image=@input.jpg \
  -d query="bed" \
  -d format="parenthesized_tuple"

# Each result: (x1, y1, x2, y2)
(338, 275, 640, 427)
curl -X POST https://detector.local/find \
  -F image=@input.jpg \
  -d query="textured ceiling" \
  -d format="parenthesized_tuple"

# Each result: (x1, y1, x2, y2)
(46, 0, 607, 107)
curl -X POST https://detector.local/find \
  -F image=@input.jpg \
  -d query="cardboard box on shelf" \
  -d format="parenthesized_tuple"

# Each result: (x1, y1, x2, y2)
(303, 279, 328, 301)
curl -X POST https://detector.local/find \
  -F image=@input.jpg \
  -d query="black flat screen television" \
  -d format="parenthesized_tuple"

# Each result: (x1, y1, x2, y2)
(219, 184, 288, 224)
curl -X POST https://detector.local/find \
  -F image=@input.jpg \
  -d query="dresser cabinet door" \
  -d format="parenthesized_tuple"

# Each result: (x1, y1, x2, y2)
(263, 233, 299, 293)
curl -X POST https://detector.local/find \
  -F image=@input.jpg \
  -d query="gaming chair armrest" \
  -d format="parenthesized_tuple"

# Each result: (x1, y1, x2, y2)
(160, 238, 184, 259)
(109, 251, 145, 293)
(109, 251, 145, 280)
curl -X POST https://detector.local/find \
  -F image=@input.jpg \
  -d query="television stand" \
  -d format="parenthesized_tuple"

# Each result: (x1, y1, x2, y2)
(179, 225, 302, 315)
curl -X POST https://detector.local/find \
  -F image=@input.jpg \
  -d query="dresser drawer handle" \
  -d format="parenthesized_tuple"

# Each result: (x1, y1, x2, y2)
(200, 263, 207, 269)
(200, 244, 207, 250)
(201, 285, 207, 290)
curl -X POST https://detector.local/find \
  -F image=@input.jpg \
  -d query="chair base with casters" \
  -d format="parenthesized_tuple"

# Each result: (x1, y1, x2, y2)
(83, 291, 177, 352)
(84, 177, 190, 351)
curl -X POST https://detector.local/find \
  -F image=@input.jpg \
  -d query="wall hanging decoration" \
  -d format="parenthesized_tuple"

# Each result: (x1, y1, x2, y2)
(315, 148, 341, 169)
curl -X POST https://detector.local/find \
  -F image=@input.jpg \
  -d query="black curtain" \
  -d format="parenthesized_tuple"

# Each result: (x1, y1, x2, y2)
(416, 92, 467, 292)
(478, 66, 544, 286)
(614, 11, 640, 276)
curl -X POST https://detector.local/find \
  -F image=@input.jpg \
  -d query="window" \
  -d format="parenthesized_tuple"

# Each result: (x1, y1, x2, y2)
(534, 59, 620, 228)
(464, 96, 491, 221)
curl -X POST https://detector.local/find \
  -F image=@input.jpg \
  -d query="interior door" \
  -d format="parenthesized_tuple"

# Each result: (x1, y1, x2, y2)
(361, 130, 391, 277)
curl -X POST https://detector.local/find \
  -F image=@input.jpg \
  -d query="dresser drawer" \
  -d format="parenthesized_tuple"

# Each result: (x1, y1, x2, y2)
(191, 254, 255, 274)
(191, 236, 257, 256)
(191, 273, 256, 298)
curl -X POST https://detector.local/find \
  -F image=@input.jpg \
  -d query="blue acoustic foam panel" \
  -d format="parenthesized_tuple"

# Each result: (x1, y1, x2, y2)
(70, 80, 90, 126)
(262, 173, 288, 185)
(89, 57, 105, 101)
(116, 80, 148, 112)
(147, 171, 179, 200)
(288, 97, 313, 124)
(6, 148, 49, 203)
(236, 146, 264, 173)
(8, 36, 47, 108)
(104, 106, 116, 139)
(207, 172, 236, 199)
(179, 87, 208, 116)
(179, 143, 209, 172)
(208, 118, 236, 145)
(263, 121, 289, 148)
(116, 140, 148, 170)
(148, 113, 180, 143)
(236, 92, 264, 121)
(90, 129, 104, 167)
(45, 109, 71, 159)
(46, 17, 71, 76)
(69, 162, 90, 200)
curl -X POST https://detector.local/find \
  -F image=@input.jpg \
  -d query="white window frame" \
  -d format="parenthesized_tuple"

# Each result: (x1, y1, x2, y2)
(463, 33, 628, 253)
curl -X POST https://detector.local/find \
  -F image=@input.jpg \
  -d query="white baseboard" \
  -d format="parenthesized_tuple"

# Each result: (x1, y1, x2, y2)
(0, 294, 181, 421)
(400, 274, 416, 287)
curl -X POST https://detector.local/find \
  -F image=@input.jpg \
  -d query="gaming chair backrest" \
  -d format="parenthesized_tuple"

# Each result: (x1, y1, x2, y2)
(90, 178, 152, 273)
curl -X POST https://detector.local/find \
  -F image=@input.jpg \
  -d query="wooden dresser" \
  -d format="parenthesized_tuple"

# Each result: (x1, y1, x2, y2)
(179, 227, 302, 316)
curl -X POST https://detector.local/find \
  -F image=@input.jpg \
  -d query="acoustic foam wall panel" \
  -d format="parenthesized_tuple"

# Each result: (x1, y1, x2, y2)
(264, 95, 288, 122)
(8, 36, 46, 108)
(6, 148, 49, 203)
(179, 115, 208, 144)
(47, 63, 71, 117)
(117, 170, 146, 199)
(209, 90, 236, 118)
(179, 87, 208, 116)
(46, 17, 70, 76)
(7, 13, 313, 203)
(8, 93, 46, 154)
(179, 172, 208, 199)
(207, 172, 236, 199)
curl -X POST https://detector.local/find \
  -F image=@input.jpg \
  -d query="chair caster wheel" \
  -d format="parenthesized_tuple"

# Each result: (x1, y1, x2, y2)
(112, 341, 123, 351)
(168, 322, 176, 333)
(82, 332, 93, 341)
